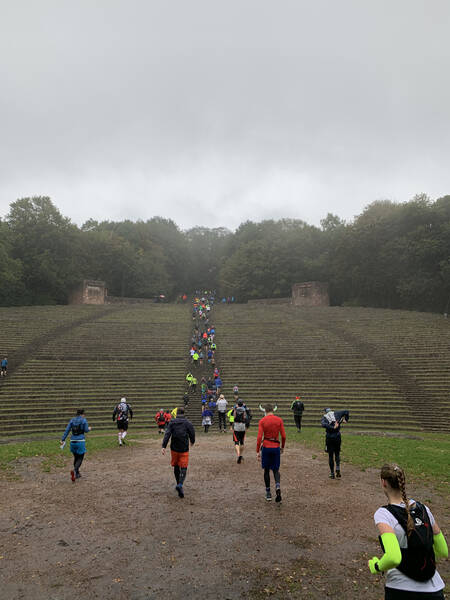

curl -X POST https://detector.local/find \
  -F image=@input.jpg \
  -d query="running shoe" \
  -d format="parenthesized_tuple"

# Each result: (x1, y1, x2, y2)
(329, 472, 335, 479)
(176, 484, 184, 498)
(265, 490, 272, 502)
(275, 489, 282, 503)
(237, 456, 242, 464)
(336, 470, 341, 478)
(70, 470, 76, 482)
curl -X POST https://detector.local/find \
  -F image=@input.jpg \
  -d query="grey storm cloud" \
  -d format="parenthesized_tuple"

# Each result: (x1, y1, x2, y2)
(1, 0, 449, 229)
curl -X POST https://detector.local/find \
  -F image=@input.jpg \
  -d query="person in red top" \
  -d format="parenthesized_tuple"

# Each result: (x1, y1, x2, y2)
(155, 408, 166, 434)
(256, 403, 286, 503)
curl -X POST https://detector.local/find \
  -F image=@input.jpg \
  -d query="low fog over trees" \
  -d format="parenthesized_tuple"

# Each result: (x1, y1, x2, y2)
(0, 194, 449, 313)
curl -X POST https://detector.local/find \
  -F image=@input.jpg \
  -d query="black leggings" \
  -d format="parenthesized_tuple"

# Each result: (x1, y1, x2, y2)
(326, 438, 341, 472)
(294, 414, 302, 430)
(385, 587, 445, 599)
(218, 412, 226, 430)
(174, 466, 187, 485)
(264, 468, 280, 488)
(73, 452, 84, 473)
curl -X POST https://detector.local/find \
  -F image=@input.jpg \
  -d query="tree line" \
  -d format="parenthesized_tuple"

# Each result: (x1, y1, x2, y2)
(0, 194, 449, 313)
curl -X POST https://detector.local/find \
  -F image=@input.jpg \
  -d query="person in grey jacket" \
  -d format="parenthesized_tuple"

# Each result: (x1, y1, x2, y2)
(216, 394, 228, 432)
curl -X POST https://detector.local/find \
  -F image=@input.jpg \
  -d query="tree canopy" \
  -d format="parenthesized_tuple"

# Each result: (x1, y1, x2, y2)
(0, 194, 449, 313)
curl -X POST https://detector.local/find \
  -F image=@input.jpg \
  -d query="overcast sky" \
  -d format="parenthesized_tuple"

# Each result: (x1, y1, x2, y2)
(1, 1, 449, 230)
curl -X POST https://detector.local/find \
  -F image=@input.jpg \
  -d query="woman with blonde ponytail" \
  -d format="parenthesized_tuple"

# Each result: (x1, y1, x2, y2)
(368, 463, 447, 599)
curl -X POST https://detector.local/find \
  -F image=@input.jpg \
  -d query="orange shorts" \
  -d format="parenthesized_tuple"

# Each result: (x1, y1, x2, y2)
(171, 450, 189, 468)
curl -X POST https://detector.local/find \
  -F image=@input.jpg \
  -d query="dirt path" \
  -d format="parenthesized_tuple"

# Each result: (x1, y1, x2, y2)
(0, 435, 448, 599)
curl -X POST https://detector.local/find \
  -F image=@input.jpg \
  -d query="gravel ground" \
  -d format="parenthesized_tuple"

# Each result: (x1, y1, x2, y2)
(0, 434, 448, 599)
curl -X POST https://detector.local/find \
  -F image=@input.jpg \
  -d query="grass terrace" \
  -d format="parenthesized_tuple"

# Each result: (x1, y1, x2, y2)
(212, 304, 450, 432)
(0, 304, 191, 437)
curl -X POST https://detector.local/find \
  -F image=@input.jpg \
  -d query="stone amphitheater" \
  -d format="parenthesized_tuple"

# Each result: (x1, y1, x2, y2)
(1, 302, 449, 437)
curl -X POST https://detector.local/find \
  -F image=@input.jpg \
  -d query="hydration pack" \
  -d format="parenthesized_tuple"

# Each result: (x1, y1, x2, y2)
(234, 405, 248, 424)
(71, 419, 84, 436)
(382, 502, 436, 582)
(117, 402, 129, 421)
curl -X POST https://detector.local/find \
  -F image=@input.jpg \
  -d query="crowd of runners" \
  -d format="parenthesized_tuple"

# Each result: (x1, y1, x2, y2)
(159, 291, 289, 501)
(58, 293, 448, 599)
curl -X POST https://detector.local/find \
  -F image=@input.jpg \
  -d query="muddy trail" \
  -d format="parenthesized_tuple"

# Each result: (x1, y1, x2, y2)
(0, 435, 448, 600)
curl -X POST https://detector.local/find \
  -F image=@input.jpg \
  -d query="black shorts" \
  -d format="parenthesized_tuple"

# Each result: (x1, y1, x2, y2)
(1, 366, 6, 372)
(385, 587, 444, 599)
(326, 438, 341, 453)
(117, 420, 128, 431)
(233, 430, 245, 445)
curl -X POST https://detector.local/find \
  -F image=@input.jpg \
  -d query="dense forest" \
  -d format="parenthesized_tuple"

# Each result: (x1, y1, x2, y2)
(0, 194, 449, 313)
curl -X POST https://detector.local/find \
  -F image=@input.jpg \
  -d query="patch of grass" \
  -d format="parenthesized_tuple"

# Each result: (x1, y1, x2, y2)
(0, 434, 136, 469)
(285, 426, 449, 494)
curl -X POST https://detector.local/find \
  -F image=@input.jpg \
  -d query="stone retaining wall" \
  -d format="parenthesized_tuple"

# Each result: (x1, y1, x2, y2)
(247, 297, 291, 305)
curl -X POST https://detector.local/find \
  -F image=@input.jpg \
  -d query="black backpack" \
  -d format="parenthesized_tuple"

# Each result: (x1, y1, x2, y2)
(71, 419, 84, 436)
(117, 403, 129, 421)
(234, 405, 248, 424)
(382, 502, 436, 582)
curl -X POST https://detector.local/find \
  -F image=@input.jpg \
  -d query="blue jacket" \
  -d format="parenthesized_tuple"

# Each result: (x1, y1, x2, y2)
(61, 416, 89, 442)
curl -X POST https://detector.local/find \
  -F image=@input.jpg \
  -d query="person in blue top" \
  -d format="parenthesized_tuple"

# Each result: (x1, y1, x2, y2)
(60, 408, 91, 482)
(1, 356, 7, 377)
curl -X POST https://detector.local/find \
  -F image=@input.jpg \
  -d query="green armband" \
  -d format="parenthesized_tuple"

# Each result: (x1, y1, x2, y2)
(368, 532, 402, 574)
(433, 531, 448, 560)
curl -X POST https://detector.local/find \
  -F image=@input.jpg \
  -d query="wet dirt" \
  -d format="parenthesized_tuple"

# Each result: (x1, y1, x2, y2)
(0, 435, 448, 599)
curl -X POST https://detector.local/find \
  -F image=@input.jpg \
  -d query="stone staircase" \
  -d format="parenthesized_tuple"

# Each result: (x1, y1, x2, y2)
(0, 302, 448, 437)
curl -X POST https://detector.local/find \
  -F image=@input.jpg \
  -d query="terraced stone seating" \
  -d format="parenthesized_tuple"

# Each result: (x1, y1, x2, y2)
(1, 304, 190, 436)
(0, 305, 102, 353)
(1, 301, 449, 437)
(212, 304, 450, 432)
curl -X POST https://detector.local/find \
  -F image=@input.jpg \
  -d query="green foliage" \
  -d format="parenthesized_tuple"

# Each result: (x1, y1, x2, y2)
(185, 226, 233, 290)
(6, 197, 82, 304)
(79, 217, 186, 297)
(0, 220, 25, 305)
(218, 219, 323, 301)
(325, 194, 450, 311)
(0, 193, 449, 311)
